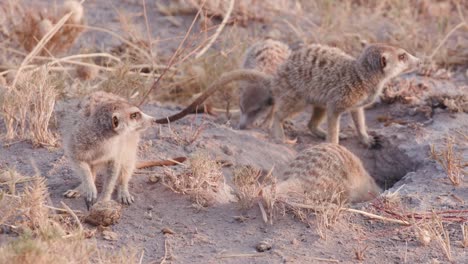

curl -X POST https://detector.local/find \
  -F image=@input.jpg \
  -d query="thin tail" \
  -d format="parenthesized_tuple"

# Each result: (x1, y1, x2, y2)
(155, 69, 270, 124)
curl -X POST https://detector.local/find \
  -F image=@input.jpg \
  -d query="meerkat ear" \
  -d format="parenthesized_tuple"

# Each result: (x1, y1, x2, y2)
(380, 55, 387, 69)
(112, 113, 120, 130)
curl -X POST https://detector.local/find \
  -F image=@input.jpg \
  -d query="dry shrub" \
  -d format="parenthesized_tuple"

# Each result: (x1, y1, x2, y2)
(381, 79, 431, 105)
(284, 186, 346, 239)
(426, 92, 468, 114)
(430, 137, 466, 186)
(259, 176, 346, 238)
(0, 171, 141, 264)
(0, 67, 59, 147)
(162, 152, 224, 207)
(232, 165, 265, 210)
(159, 0, 288, 26)
(158, 34, 246, 108)
(4, 0, 85, 55)
(98, 65, 150, 100)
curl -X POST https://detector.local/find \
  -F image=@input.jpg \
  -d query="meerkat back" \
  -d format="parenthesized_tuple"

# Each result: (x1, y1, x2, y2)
(238, 39, 291, 129)
(278, 143, 381, 203)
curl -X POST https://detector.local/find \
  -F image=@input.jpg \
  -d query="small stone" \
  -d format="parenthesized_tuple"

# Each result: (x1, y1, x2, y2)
(162, 227, 175, 235)
(148, 175, 160, 183)
(220, 145, 233, 156)
(102, 230, 119, 241)
(255, 240, 272, 252)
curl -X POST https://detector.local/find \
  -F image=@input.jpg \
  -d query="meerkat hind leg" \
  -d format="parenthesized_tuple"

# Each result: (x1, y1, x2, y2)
(270, 96, 306, 144)
(308, 106, 347, 140)
(351, 107, 381, 149)
(100, 161, 121, 205)
(326, 108, 343, 144)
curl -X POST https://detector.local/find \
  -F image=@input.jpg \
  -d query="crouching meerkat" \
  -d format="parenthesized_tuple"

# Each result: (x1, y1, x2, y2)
(276, 143, 381, 203)
(238, 39, 290, 129)
(63, 91, 156, 208)
(165, 43, 420, 148)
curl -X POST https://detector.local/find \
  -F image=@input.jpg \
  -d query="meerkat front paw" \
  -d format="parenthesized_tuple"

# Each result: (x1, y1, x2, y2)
(118, 189, 135, 205)
(360, 134, 382, 149)
(84, 186, 98, 210)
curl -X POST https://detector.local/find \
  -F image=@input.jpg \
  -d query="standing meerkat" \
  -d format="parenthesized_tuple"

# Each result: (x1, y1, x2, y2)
(162, 43, 420, 148)
(238, 39, 291, 129)
(63, 92, 156, 208)
(270, 43, 420, 147)
(276, 143, 381, 203)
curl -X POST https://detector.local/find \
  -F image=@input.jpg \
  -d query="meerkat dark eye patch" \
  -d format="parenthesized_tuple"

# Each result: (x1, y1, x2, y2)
(130, 112, 141, 119)
(398, 53, 407, 61)
(112, 116, 119, 129)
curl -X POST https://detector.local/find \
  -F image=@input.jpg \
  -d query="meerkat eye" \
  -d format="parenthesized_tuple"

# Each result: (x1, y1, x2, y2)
(398, 53, 407, 61)
(130, 112, 141, 119)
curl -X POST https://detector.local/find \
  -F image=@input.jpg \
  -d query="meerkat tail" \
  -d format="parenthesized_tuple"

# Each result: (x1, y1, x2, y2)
(155, 69, 270, 124)
(136, 157, 187, 169)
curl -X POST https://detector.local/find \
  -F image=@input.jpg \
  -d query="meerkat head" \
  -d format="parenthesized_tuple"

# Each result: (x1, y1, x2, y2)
(239, 84, 274, 129)
(359, 44, 421, 80)
(94, 102, 156, 136)
(349, 172, 382, 203)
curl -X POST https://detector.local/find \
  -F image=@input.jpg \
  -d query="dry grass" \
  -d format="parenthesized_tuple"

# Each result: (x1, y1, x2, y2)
(3, 0, 85, 56)
(461, 223, 468, 248)
(162, 152, 224, 207)
(258, 176, 346, 238)
(430, 137, 466, 186)
(0, 67, 59, 147)
(0, 169, 142, 264)
(232, 165, 274, 210)
(428, 214, 453, 262)
(287, 0, 467, 66)
(158, 0, 288, 26)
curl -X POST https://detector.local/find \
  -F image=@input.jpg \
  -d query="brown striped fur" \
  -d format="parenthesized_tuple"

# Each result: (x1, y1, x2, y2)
(238, 39, 291, 129)
(276, 143, 381, 203)
(270, 43, 420, 147)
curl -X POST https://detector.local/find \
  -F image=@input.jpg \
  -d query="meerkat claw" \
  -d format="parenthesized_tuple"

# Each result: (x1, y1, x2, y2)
(371, 135, 383, 149)
(85, 197, 96, 210)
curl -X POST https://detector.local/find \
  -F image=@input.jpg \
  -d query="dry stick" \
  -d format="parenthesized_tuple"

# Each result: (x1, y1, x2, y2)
(61, 201, 83, 233)
(195, 0, 235, 59)
(429, 22, 467, 60)
(139, 0, 208, 106)
(218, 253, 264, 258)
(142, 0, 154, 65)
(11, 7, 76, 87)
(70, 24, 152, 61)
(286, 202, 411, 225)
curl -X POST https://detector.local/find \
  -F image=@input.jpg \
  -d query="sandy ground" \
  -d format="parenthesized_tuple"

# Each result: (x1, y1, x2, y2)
(1, 0, 468, 263)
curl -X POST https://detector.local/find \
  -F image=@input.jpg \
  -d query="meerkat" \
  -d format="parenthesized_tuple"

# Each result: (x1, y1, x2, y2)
(269, 43, 420, 147)
(164, 43, 420, 148)
(238, 39, 291, 129)
(275, 143, 381, 203)
(63, 92, 156, 208)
